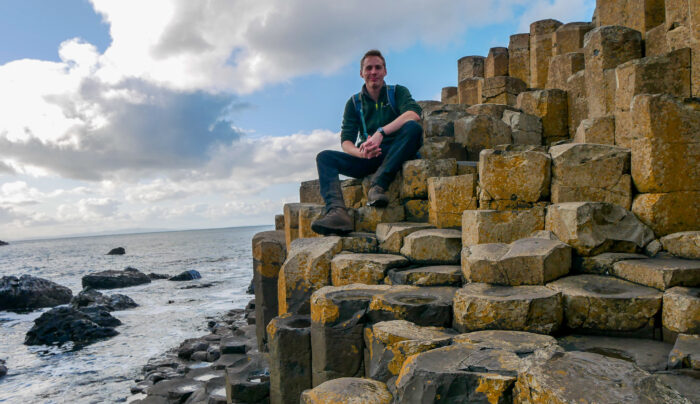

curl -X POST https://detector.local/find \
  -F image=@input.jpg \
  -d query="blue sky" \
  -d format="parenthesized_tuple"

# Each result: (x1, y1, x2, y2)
(0, 0, 595, 240)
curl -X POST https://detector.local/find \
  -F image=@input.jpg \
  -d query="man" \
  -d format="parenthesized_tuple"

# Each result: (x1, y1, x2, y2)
(311, 49, 423, 235)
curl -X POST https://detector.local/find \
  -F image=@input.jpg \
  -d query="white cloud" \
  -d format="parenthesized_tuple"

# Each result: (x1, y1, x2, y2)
(516, 0, 596, 32)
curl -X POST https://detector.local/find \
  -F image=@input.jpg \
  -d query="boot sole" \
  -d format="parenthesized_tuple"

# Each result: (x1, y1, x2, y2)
(311, 222, 353, 236)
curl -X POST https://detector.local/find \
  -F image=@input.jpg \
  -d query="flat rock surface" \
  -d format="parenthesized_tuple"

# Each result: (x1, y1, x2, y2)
(573, 252, 648, 275)
(652, 371, 700, 404)
(453, 283, 562, 334)
(301, 378, 392, 404)
(547, 275, 662, 334)
(663, 287, 700, 335)
(331, 253, 408, 286)
(513, 351, 691, 403)
(669, 334, 700, 370)
(340, 232, 377, 253)
(453, 330, 559, 355)
(558, 335, 672, 372)
(400, 229, 461, 264)
(385, 265, 462, 287)
(661, 231, 700, 259)
(612, 258, 700, 290)
(368, 286, 457, 327)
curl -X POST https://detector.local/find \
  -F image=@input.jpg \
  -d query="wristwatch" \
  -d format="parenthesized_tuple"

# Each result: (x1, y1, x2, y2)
(377, 127, 386, 136)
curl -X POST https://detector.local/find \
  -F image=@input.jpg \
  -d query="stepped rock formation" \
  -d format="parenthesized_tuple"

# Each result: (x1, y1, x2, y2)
(240, 2, 700, 403)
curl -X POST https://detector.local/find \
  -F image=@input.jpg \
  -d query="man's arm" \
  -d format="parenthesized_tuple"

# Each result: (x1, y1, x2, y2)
(342, 140, 367, 158)
(360, 110, 420, 158)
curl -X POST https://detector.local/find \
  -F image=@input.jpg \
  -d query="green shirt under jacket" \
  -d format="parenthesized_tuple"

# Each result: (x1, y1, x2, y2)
(340, 84, 422, 146)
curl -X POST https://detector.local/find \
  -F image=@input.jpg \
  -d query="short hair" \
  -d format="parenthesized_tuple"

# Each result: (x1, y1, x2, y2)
(360, 49, 386, 70)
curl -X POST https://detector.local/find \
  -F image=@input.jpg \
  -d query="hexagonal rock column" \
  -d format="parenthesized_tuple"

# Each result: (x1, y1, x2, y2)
(275, 214, 284, 230)
(661, 232, 700, 259)
(565, 70, 588, 138)
(595, 0, 665, 39)
(267, 314, 311, 404)
(462, 207, 545, 246)
(546, 275, 662, 337)
(558, 335, 672, 372)
(530, 19, 563, 88)
(583, 26, 642, 119)
(501, 110, 543, 145)
(252, 230, 287, 351)
(516, 89, 569, 144)
(364, 320, 455, 382)
(400, 229, 462, 265)
(393, 344, 523, 403)
(485, 47, 509, 78)
(427, 174, 478, 228)
(482, 76, 526, 106)
(418, 137, 467, 161)
(628, 95, 700, 194)
(299, 180, 323, 204)
(342, 178, 364, 209)
(453, 330, 559, 354)
(300, 378, 392, 404)
(668, 334, 700, 370)
(340, 232, 377, 253)
(404, 199, 429, 222)
(400, 158, 457, 199)
(330, 253, 408, 286)
(632, 191, 700, 237)
(614, 50, 692, 148)
(552, 22, 593, 55)
(546, 52, 584, 90)
(458, 56, 485, 82)
(573, 116, 615, 145)
(509, 33, 530, 84)
(466, 103, 518, 117)
(375, 222, 434, 254)
(462, 238, 571, 286)
(663, 287, 700, 341)
(453, 283, 563, 334)
(612, 258, 700, 291)
(422, 104, 470, 138)
(278, 236, 343, 315)
(478, 145, 551, 209)
(454, 114, 512, 160)
(441, 86, 458, 104)
(309, 284, 391, 386)
(545, 202, 655, 256)
(512, 351, 690, 403)
(572, 252, 647, 275)
(225, 352, 271, 404)
(385, 265, 462, 287)
(549, 143, 632, 209)
(458, 77, 483, 105)
(354, 206, 404, 233)
(298, 204, 325, 239)
(284, 203, 314, 249)
(368, 286, 457, 327)
(362, 176, 403, 207)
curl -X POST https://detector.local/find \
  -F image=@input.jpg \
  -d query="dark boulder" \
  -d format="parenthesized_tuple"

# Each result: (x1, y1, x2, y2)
(82, 267, 150, 289)
(246, 279, 254, 295)
(168, 270, 202, 281)
(71, 288, 137, 311)
(147, 272, 169, 280)
(0, 275, 73, 311)
(78, 306, 122, 327)
(107, 247, 125, 255)
(25, 306, 119, 346)
(0, 359, 6, 377)
(0, 240, 7, 246)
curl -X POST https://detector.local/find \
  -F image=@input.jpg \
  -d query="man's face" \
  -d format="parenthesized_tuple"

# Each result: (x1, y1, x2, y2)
(360, 55, 387, 90)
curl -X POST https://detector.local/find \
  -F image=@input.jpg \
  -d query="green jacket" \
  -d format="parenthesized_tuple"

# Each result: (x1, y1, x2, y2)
(340, 84, 422, 145)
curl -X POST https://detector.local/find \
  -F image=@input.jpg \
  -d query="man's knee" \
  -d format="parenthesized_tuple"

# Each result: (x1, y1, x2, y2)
(400, 120, 423, 145)
(316, 150, 334, 165)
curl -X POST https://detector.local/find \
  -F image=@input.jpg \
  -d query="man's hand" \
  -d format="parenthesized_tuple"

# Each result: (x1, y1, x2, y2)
(360, 131, 383, 159)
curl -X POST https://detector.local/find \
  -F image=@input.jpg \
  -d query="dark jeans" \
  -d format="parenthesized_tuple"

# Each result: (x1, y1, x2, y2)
(316, 120, 423, 211)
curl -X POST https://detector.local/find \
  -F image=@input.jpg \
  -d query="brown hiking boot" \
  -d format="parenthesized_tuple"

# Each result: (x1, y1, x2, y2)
(311, 207, 353, 235)
(367, 185, 389, 207)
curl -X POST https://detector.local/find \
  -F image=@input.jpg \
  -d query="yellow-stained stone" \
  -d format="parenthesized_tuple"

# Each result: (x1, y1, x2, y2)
(565, 70, 588, 138)
(479, 145, 551, 207)
(453, 283, 562, 334)
(485, 47, 509, 78)
(632, 192, 700, 237)
(361, 176, 403, 206)
(418, 137, 467, 161)
(252, 230, 287, 351)
(364, 320, 455, 381)
(453, 330, 559, 354)
(663, 287, 700, 335)
(454, 114, 513, 160)
(509, 33, 531, 85)
(400, 229, 462, 264)
(482, 76, 527, 106)
(668, 334, 700, 370)
(275, 214, 284, 231)
(298, 204, 325, 239)
(645, 23, 669, 56)
(458, 77, 483, 105)
(385, 265, 462, 287)
(516, 89, 569, 143)
(376, 222, 434, 254)
(661, 232, 700, 259)
(462, 207, 545, 246)
(547, 274, 662, 334)
(595, 0, 665, 38)
(546, 52, 585, 90)
(573, 115, 615, 145)
(530, 19, 563, 88)
(441, 86, 458, 104)
(458, 56, 485, 81)
(301, 378, 392, 404)
(310, 284, 392, 325)
(612, 258, 700, 291)
(549, 143, 632, 209)
(300, 179, 323, 204)
(342, 179, 365, 209)
(330, 253, 408, 286)
(278, 237, 343, 315)
(628, 94, 700, 193)
(552, 22, 593, 55)
(354, 205, 405, 233)
(403, 199, 429, 222)
(401, 158, 457, 199)
(368, 286, 456, 327)
(428, 174, 477, 229)
(341, 232, 377, 253)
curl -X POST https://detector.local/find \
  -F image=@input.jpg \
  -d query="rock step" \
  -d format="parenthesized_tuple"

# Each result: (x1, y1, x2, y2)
(385, 265, 462, 287)
(301, 378, 392, 404)
(331, 253, 409, 286)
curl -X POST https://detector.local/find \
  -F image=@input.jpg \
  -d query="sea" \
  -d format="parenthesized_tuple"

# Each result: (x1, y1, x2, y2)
(0, 225, 269, 404)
